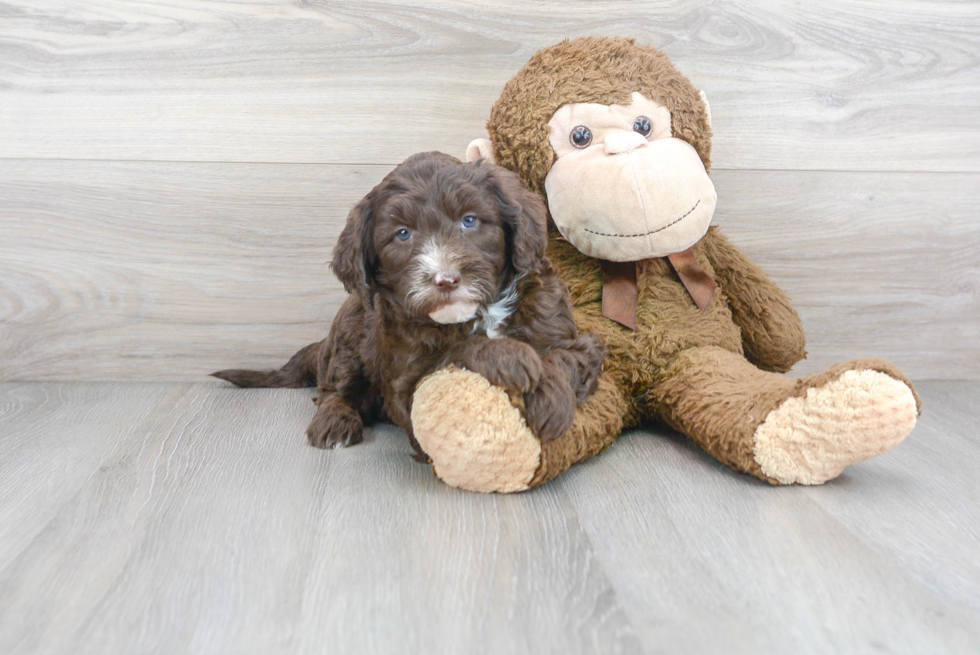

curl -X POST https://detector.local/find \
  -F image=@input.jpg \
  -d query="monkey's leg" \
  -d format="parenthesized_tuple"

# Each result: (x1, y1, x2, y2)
(411, 367, 628, 493)
(648, 346, 921, 485)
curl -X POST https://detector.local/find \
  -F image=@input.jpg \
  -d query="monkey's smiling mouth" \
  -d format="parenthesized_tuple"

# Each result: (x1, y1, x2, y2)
(583, 199, 701, 238)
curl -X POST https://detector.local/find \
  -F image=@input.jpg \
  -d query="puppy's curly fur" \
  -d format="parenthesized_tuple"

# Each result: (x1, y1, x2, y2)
(214, 152, 605, 454)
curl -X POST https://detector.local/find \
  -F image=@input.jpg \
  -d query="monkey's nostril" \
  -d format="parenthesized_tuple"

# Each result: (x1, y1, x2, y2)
(434, 271, 461, 290)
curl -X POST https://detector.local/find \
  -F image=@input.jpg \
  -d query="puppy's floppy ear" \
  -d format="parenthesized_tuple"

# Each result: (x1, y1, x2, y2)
(484, 165, 548, 276)
(331, 196, 378, 303)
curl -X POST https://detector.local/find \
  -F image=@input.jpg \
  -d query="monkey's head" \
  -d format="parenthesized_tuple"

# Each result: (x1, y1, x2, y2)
(467, 37, 716, 262)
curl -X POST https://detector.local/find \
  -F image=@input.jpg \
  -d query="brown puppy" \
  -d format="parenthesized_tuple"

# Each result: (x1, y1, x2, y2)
(213, 152, 605, 454)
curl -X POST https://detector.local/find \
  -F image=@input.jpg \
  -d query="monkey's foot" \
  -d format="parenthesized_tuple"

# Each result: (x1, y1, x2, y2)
(753, 366, 918, 485)
(412, 367, 540, 493)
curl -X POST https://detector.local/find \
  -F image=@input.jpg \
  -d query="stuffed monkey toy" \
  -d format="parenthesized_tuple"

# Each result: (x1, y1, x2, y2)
(410, 37, 920, 492)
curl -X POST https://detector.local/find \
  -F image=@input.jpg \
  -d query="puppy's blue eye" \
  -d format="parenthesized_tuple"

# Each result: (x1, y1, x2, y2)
(396, 228, 411, 241)
(461, 215, 478, 229)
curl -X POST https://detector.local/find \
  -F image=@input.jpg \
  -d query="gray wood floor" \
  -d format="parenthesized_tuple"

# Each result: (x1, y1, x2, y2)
(0, 381, 977, 655)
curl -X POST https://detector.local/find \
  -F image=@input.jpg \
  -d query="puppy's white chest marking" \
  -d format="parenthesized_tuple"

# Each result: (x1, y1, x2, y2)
(429, 301, 479, 324)
(475, 280, 521, 339)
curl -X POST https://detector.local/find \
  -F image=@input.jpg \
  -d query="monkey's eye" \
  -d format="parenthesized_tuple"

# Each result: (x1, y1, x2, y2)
(461, 215, 478, 229)
(396, 228, 411, 241)
(569, 125, 593, 148)
(633, 116, 652, 137)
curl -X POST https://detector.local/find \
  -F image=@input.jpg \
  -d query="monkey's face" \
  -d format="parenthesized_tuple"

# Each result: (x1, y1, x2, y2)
(544, 92, 717, 261)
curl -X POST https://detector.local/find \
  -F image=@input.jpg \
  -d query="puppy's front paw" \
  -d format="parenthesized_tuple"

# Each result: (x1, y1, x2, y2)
(466, 340, 543, 392)
(525, 376, 577, 442)
(306, 399, 364, 449)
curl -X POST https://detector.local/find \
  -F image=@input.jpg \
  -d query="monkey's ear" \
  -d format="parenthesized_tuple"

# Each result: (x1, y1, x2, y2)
(466, 138, 496, 164)
(330, 197, 378, 303)
(698, 90, 712, 129)
(485, 166, 548, 276)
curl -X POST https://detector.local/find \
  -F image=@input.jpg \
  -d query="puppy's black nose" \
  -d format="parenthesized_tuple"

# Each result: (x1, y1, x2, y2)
(434, 270, 461, 290)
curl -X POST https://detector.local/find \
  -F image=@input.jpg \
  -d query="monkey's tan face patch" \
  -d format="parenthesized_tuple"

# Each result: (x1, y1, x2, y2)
(544, 92, 716, 261)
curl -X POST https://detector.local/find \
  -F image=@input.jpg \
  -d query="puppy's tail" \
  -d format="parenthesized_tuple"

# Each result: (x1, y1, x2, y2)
(211, 341, 321, 388)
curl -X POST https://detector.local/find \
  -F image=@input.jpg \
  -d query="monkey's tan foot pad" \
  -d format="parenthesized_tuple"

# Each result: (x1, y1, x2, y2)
(412, 367, 540, 493)
(753, 369, 918, 485)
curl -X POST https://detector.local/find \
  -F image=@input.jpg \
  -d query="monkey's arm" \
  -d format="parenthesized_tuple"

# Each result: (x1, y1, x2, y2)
(699, 226, 807, 373)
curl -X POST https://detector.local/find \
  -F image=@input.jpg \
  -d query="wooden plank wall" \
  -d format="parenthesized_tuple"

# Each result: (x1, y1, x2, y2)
(1, 1, 977, 381)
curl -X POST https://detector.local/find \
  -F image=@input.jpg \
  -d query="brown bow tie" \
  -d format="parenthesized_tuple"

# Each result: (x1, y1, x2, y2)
(600, 248, 717, 330)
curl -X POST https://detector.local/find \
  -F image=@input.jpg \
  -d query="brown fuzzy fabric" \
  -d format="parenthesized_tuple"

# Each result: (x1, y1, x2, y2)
(477, 37, 919, 486)
(650, 346, 795, 483)
(698, 228, 807, 373)
(487, 36, 712, 196)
